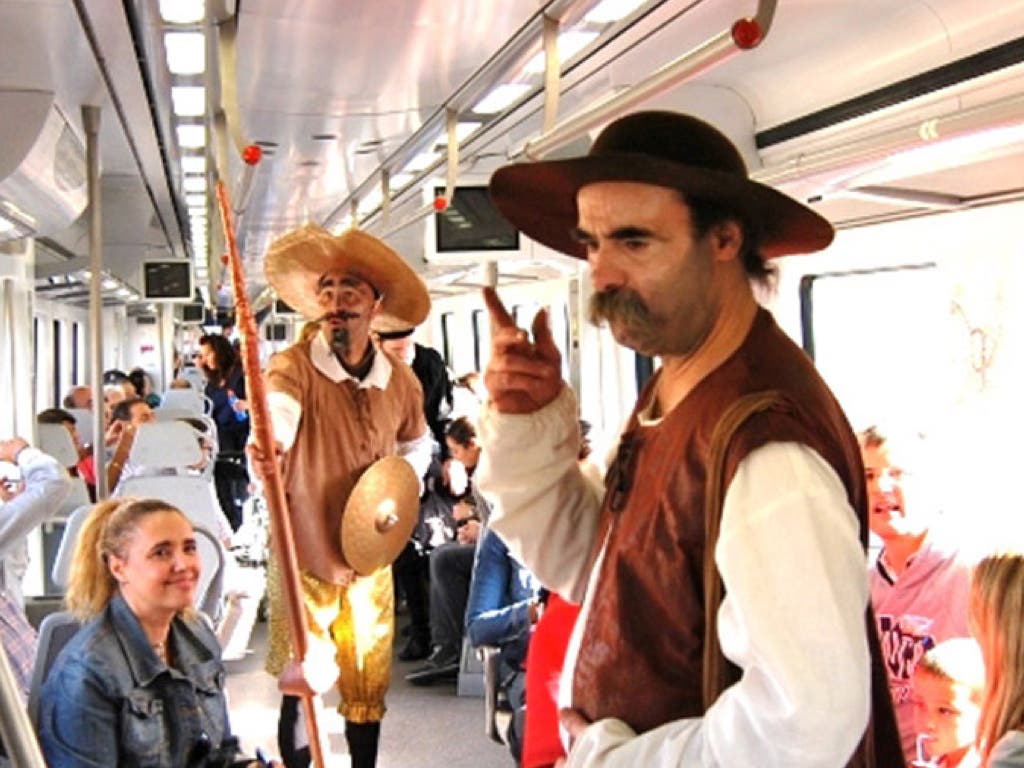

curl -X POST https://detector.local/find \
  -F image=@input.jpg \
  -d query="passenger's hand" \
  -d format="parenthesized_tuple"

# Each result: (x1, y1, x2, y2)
(554, 708, 592, 766)
(0, 437, 29, 464)
(246, 440, 284, 483)
(483, 287, 563, 414)
(277, 639, 339, 696)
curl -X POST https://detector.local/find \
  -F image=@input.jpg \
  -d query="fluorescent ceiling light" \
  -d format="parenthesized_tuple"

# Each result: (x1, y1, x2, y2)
(183, 175, 206, 193)
(473, 83, 531, 114)
(102, 278, 119, 290)
(436, 122, 483, 146)
(160, 0, 204, 24)
(177, 124, 205, 148)
(0, 217, 13, 235)
(524, 30, 599, 74)
(884, 122, 1024, 175)
(388, 172, 413, 190)
(357, 188, 383, 215)
(584, 0, 647, 24)
(402, 150, 439, 173)
(164, 32, 206, 75)
(181, 155, 206, 174)
(172, 86, 206, 117)
(185, 193, 205, 207)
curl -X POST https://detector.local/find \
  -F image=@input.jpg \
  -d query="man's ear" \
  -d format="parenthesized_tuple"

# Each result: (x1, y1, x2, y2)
(710, 220, 743, 262)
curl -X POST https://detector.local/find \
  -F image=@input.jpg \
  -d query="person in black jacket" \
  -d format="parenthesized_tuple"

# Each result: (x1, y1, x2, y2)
(197, 333, 250, 531)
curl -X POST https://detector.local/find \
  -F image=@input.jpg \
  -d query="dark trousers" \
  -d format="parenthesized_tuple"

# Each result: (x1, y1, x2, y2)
(278, 696, 381, 768)
(428, 542, 475, 650)
(213, 457, 249, 532)
(393, 542, 430, 637)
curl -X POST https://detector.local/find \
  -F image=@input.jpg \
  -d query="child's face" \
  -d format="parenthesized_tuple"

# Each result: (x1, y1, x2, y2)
(913, 669, 982, 762)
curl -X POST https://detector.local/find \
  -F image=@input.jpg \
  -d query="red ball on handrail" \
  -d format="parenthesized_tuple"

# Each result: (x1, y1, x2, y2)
(433, 195, 448, 212)
(731, 18, 762, 49)
(242, 144, 263, 166)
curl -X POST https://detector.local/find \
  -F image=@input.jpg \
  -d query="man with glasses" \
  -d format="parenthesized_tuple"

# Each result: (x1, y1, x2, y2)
(477, 111, 902, 767)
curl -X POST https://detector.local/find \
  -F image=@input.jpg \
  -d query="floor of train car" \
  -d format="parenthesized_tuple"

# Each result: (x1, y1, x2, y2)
(226, 616, 512, 767)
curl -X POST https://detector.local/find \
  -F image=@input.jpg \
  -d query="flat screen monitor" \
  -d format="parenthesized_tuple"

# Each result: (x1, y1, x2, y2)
(434, 186, 519, 253)
(143, 261, 193, 302)
(181, 303, 205, 324)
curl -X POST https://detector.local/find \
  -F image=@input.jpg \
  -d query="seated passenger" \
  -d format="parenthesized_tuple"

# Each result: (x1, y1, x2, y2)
(912, 638, 984, 768)
(62, 385, 94, 411)
(969, 553, 1024, 768)
(36, 497, 274, 768)
(0, 437, 71, 698)
(105, 397, 155, 489)
(465, 527, 542, 761)
(128, 367, 162, 409)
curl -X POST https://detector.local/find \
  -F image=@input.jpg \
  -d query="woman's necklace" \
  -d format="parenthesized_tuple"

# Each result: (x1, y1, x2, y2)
(152, 639, 169, 663)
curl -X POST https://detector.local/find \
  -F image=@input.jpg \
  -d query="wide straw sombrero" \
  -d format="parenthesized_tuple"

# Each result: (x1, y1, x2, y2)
(265, 224, 430, 323)
(489, 111, 834, 260)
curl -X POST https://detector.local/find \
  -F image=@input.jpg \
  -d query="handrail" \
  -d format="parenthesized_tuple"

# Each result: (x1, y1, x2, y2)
(520, 0, 777, 160)
(0, 641, 47, 767)
(362, 0, 776, 241)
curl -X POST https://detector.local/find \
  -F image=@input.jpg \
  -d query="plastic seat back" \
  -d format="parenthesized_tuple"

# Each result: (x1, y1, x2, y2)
(35, 423, 91, 516)
(158, 388, 211, 415)
(179, 366, 207, 392)
(50, 503, 92, 590)
(64, 408, 95, 447)
(27, 610, 82, 727)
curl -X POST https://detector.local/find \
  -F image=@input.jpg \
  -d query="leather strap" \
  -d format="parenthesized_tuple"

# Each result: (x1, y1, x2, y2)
(702, 390, 784, 710)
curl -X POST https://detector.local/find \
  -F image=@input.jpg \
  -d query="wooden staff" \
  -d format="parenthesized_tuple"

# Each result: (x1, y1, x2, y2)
(215, 178, 327, 768)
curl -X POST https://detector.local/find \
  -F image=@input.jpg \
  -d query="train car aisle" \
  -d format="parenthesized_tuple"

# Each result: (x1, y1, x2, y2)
(226, 617, 511, 767)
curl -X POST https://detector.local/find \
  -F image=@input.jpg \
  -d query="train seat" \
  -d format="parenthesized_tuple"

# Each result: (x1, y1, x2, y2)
(35, 423, 92, 517)
(178, 365, 206, 392)
(158, 387, 211, 415)
(27, 610, 82, 727)
(64, 407, 95, 448)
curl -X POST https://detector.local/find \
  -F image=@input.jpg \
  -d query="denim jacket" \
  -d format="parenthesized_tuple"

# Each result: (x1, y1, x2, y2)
(465, 527, 541, 668)
(38, 594, 238, 768)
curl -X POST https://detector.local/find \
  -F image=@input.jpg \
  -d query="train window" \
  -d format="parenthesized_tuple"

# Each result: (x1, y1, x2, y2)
(52, 319, 61, 408)
(440, 312, 455, 368)
(801, 263, 939, 430)
(471, 309, 490, 372)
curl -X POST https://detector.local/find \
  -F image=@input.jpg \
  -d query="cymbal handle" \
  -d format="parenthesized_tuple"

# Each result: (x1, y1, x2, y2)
(375, 512, 399, 532)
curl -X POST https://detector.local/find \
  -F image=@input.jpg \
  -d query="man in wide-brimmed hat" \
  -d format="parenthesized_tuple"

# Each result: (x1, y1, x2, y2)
(261, 225, 434, 768)
(476, 111, 902, 767)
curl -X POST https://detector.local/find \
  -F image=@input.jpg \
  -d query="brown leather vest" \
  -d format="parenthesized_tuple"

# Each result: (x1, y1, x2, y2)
(572, 309, 903, 767)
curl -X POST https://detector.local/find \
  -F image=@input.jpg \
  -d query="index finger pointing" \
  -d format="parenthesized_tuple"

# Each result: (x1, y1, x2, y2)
(483, 287, 516, 331)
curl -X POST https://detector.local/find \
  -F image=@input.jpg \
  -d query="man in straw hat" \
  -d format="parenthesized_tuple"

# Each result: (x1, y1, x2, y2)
(475, 111, 902, 767)
(261, 225, 434, 768)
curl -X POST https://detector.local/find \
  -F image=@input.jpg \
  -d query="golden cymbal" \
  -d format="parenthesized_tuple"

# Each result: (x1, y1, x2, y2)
(342, 456, 419, 575)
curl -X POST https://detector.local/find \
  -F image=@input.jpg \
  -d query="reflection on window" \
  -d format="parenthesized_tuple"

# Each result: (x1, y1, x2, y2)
(472, 309, 490, 371)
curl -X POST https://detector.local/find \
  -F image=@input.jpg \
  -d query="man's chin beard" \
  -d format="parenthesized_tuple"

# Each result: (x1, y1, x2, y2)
(330, 327, 351, 357)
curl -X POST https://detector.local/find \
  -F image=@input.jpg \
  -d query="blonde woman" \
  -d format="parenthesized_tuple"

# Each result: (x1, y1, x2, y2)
(37, 498, 273, 767)
(970, 553, 1024, 767)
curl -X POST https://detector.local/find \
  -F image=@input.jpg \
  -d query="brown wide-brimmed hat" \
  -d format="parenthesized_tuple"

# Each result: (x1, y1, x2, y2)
(265, 224, 430, 323)
(489, 111, 833, 260)
(370, 313, 416, 340)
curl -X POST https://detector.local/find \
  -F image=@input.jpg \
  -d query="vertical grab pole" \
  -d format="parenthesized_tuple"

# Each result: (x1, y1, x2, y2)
(214, 178, 327, 768)
(82, 104, 108, 499)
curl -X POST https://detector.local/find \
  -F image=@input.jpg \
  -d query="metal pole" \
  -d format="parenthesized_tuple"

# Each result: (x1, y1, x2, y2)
(82, 104, 108, 499)
(0, 641, 47, 767)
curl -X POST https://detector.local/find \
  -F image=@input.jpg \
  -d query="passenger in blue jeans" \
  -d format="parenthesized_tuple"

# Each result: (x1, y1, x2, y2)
(466, 527, 543, 761)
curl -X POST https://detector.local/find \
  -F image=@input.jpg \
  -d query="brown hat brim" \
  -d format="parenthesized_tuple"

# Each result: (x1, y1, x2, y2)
(265, 225, 430, 323)
(489, 152, 833, 260)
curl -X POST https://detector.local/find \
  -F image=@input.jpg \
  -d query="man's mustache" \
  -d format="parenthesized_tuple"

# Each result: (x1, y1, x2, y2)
(588, 289, 654, 329)
(320, 310, 360, 323)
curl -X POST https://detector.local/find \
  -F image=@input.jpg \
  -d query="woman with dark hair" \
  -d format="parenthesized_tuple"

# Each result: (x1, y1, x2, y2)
(37, 497, 275, 767)
(197, 334, 250, 531)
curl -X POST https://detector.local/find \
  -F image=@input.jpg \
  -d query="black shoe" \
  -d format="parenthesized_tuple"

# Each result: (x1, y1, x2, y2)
(398, 630, 432, 661)
(405, 644, 460, 686)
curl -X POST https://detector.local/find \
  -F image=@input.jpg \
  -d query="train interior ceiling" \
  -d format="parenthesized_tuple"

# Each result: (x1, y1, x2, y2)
(0, 0, 1023, 502)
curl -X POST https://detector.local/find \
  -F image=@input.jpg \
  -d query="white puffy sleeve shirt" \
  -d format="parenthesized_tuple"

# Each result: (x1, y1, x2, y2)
(477, 387, 870, 768)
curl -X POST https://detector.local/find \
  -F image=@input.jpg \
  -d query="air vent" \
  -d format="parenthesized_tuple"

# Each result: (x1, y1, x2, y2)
(136, 315, 158, 325)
